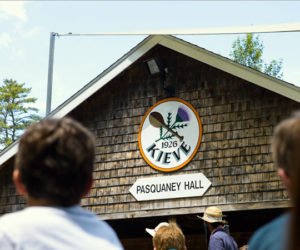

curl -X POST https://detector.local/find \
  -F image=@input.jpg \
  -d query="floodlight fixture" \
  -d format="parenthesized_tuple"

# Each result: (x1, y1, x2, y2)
(145, 58, 166, 76)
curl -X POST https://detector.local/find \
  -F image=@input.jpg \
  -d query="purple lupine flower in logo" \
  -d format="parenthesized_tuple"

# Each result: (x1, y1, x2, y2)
(176, 106, 190, 122)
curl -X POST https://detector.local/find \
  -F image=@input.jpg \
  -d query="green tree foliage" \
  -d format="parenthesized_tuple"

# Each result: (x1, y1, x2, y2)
(0, 79, 41, 149)
(230, 33, 283, 79)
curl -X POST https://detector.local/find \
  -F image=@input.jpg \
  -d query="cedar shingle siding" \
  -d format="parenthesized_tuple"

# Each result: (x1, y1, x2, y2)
(0, 45, 298, 218)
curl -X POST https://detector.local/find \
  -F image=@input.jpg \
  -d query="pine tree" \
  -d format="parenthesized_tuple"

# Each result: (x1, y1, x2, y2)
(0, 79, 41, 149)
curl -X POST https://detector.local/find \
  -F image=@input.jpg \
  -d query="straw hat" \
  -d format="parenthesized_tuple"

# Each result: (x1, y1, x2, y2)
(197, 206, 227, 224)
(145, 222, 169, 237)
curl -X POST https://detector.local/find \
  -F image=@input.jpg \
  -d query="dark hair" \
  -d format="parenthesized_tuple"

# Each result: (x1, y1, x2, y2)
(210, 222, 223, 229)
(271, 112, 300, 250)
(14, 117, 95, 207)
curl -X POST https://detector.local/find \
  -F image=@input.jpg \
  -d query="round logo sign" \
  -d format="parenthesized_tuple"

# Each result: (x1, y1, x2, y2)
(138, 98, 202, 172)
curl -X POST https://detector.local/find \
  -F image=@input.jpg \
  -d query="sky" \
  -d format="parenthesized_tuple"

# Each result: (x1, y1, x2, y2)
(0, 1, 299, 117)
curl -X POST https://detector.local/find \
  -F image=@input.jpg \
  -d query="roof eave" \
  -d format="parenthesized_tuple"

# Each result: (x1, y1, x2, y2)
(0, 35, 164, 167)
(1, 34, 299, 167)
(158, 35, 300, 102)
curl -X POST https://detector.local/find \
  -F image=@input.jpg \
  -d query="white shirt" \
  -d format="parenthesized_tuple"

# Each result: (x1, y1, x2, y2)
(0, 206, 123, 250)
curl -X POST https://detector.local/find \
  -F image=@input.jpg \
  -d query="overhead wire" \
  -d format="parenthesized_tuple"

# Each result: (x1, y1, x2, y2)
(56, 22, 300, 36)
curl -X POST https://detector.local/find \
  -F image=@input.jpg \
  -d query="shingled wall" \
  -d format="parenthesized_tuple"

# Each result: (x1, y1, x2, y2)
(0, 44, 298, 218)
(70, 45, 298, 219)
(0, 159, 26, 214)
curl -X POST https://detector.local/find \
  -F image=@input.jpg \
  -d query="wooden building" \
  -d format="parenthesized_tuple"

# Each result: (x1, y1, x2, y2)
(1, 35, 300, 249)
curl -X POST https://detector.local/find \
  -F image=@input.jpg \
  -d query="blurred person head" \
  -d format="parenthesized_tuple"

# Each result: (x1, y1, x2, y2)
(271, 111, 300, 250)
(13, 117, 95, 207)
(197, 206, 227, 232)
(146, 221, 186, 250)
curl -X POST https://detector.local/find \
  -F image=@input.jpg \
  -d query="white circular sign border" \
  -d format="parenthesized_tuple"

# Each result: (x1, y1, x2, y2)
(138, 98, 202, 172)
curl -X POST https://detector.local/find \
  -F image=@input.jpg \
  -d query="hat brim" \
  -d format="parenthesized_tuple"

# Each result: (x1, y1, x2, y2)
(146, 222, 169, 237)
(197, 215, 227, 224)
(145, 228, 155, 237)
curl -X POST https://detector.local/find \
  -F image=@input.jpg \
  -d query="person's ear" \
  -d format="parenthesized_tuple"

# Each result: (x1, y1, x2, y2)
(278, 168, 291, 192)
(13, 169, 27, 195)
(82, 176, 93, 198)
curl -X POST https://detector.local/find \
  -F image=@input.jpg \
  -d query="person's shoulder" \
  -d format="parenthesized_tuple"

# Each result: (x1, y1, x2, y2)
(0, 207, 54, 233)
(248, 213, 289, 250)
(212, 228, 238, 247)
(252, 213, 289, 237)
(212, 229, 227, 238)
(212, 228, 230, 238)
(0, 208, 30, 245)
(0, 206, 76, 229)
(0, 208, 27, 226)
(67, 206, 123, 248)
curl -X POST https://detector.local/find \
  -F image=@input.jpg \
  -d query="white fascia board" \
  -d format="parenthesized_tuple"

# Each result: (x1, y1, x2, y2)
(49, 35, 163, 119)
(0, 142, 18, 167)
(0, 36, 163, 168)
(159, 36, 300, 102)
(2, 34, 300, 167)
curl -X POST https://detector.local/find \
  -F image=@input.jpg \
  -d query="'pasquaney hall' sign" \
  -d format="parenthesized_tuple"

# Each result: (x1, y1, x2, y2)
(129, 173, 211, 201)
(139, 98, 202, 172)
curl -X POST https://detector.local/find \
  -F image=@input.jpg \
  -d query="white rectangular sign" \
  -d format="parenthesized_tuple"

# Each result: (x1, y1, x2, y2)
(129, 173, 211, 201)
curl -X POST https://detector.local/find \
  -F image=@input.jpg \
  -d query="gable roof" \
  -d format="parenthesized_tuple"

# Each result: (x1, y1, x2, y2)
(1, 34, 300, 167)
